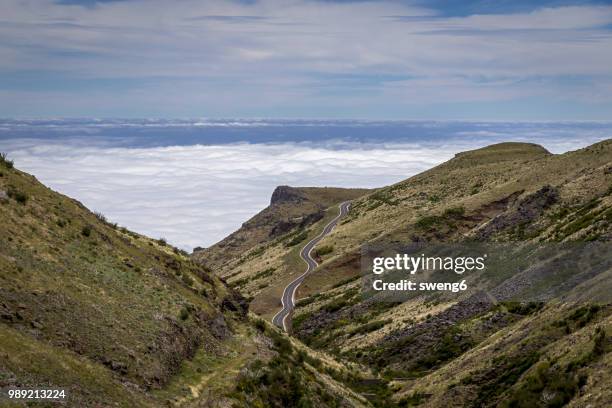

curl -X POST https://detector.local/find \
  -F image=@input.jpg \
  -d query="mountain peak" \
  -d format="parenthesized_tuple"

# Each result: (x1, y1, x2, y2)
(270, 185, 307, 205)
(453, 142, 551, 164)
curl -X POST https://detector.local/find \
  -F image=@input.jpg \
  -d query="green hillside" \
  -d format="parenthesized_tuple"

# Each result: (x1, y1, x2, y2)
(2, 140, 610, 407)
(0, 156, 364, 407)
(196, 141, 612, 407)
(193, 185, 370, 318)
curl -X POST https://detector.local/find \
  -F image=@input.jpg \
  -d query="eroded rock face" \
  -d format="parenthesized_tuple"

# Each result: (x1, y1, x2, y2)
(208, 314, 231, 339)
(221, 290, 249, 319)
(0, 190, 8, 202)
(270, 186, 306, 205)
(477, 185, 559, 239)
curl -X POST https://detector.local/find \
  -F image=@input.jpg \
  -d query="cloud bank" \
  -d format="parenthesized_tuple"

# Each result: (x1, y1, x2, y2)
(3, 134, 605, 250)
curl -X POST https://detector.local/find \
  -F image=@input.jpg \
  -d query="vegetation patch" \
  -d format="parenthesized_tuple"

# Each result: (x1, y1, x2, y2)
(230, 326, 344, 407)
(286, 230, 308, 247)
(231, 267, 277, 288)
(502, 326, 608, 408)
(0, 152, 14, 169)
(7, 185, 28, 204)
(499, 301, 544, 316)
(415, 215, 444, 230)
(81, 224, 93, 237)
(349, 319, 391, 337)
(330, 275, 361, 289)
(369, 190, 400, 207)
(316, 245, 334, 257)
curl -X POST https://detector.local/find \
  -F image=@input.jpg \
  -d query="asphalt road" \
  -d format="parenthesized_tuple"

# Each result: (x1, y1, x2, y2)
(271, 201, 351, 331)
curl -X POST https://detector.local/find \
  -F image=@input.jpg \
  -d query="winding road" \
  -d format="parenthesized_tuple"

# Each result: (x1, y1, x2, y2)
(272, 201, 351, 331)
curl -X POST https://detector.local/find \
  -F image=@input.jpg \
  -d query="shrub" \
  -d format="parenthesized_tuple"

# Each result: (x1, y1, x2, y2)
(179, 307, 190, 321)
(157, 238, 167, 246)
(253, 318, 266, 333)
(14, 192, 28, 204)
(271, 332, 293, 354)
(591, 326, 606, 357)
(415, 215, 442, 229)
(331, 275, 360, 289)
(0, 152, 14, 169)
(398, 392, 430, 406)
(350, 319, 391, 336)
(7, 186, 28, 204)
(181, 274, 194, 286)
(286, 230, 308, 247)
(81, 225, 92, 237)
(252, 267, 276, 280)
(371, 190, 399, 206)
(316, 245, 334, 257)
(323, 298, 348, 313)
(93, 211, 107, 223)
(443, 206, 465, 218)
(502, 301, 544, 316)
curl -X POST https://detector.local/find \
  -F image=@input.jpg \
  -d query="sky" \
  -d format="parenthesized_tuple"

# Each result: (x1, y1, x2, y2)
(1, 0, 612, 119)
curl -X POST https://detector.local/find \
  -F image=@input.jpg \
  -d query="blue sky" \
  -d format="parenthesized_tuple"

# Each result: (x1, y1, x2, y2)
(1, 0, 612, 119)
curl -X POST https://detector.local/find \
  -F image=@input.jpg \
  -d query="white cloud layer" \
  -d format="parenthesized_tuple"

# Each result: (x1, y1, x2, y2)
(2, 135, 604, 250)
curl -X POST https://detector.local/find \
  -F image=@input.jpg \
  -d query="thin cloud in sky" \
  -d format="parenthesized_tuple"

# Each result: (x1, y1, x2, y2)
(0, 0, 611, 118)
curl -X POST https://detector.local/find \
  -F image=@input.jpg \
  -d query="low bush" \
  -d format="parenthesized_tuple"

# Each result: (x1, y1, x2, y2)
(81, 225, 92, 237)
(398, 391, 431, 407)
(253, 318, 266, 333)
(316, 245, 334, 257)
(7, 186, 28, 204)
(181, 274, 194, 286)
(331, 275, 360, 289)
(371, 190, 399, 206)
(323, 298, 348, 314)
(501, 301, 544, 316)
(443, 206, 465, 218)
(286, 230, 308, 247)
(350, 319, 391, 337)
(415, 215, 443, 229)
(179, 307, 190, 321)
(0, 152, 14, 169)
(94, 211, 107, 223)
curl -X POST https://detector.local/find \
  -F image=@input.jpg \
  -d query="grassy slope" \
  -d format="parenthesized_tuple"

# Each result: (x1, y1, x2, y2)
(217, 141, 612, 406)
(0, 161, 364, 407)
(299, 141, 611, 305)
(194, 186, 370, 318)
(0, 164, 246, 405)
(194, 185, 370, 272)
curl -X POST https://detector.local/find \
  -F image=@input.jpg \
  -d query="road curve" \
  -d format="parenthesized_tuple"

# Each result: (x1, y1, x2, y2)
(272, 201, 351, 331)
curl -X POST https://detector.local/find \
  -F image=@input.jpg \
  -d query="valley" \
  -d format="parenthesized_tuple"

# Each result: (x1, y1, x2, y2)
(1, 140, 611, 407)
(194, 141, 612, 407)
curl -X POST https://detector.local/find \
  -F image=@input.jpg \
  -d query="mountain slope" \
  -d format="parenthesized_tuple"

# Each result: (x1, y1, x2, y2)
(207, 140, 612, 407)
(0, 159, 366, 407)
(194, 185, 370, 271)
(193, 185, 370, 318)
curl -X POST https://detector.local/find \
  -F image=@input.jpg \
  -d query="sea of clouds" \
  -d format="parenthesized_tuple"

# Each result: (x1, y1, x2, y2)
(1, 122, 610, 250)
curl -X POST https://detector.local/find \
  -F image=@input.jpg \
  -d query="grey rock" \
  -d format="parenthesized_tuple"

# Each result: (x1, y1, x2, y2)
(270, 185, 306, 205)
